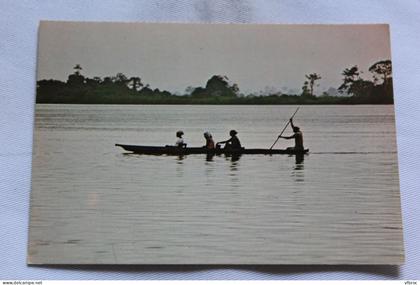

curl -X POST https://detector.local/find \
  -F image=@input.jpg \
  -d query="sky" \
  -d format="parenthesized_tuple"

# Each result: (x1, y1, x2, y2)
(38, 22, 391, 95)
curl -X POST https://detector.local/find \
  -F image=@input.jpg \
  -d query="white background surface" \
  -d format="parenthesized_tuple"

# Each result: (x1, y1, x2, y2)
(0, 0, 419, 280)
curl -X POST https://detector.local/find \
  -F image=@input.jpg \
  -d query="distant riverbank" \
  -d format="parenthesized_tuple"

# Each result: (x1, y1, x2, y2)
(37, 60, 394, 105)
(36, 92, 393, 105)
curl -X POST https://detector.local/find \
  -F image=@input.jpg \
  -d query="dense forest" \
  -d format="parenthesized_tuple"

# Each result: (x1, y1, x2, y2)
(36, 60, 394, 104)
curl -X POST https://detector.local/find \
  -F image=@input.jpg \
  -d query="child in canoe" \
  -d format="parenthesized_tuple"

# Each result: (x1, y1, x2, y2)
(175, 130, 187, 148)
(203, 131, 215, 149)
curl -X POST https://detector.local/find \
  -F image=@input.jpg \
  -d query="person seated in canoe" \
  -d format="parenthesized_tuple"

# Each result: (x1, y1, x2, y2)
(203, 131, 215, 149)
(175, 130, 187, 148)
(216, 130, 242, 150)
(278, 118, 304, 151)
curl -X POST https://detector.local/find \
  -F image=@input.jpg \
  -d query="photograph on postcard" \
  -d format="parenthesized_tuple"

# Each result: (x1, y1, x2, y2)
(28, 22, 403, 264)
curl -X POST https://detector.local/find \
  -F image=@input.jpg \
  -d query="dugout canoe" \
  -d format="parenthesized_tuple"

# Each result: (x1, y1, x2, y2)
(115, 144, 309, 155)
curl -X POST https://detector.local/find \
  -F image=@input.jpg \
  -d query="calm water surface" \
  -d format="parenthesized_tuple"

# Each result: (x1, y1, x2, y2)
(29, 104, 404, 264)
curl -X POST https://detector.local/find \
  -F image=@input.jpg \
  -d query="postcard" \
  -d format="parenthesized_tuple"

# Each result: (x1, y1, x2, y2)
(28, 22, 403, 264)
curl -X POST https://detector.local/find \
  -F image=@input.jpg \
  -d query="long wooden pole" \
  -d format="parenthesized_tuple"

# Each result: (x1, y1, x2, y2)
(269, 107, 300, 150)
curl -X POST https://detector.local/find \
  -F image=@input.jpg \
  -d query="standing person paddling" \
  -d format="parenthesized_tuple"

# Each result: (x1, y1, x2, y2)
(175, 130, 187, 148)
(278, 118, 304, 151)
(217, 130, 242, 150)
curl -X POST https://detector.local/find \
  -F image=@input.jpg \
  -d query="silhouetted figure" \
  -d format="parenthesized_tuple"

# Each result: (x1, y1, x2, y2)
(175, 130, 187, 148)
(217, 130, 242, 150)
(203, 131, 215, 149)
(279, 119, 304, 151)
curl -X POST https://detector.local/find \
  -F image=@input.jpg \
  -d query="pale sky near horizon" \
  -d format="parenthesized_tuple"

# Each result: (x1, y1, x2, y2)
(38, 22, 391, 94)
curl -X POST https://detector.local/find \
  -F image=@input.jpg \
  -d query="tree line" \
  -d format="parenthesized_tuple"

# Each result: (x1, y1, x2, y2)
(36, 60, 393, 104)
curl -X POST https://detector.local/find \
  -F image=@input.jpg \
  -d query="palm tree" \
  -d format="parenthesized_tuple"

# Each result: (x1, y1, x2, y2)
(128, 77, 143, 91)
(338, 66, 360, 94)
(305, 73, 322, 96)
(73, 64, 82, 75)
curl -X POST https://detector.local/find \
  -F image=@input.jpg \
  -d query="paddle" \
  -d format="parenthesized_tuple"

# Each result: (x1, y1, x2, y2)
(269, 107, 300, 150)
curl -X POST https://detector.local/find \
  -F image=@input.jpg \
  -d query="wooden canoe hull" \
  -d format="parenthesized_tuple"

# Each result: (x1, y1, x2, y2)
(115, 144, 309, 155)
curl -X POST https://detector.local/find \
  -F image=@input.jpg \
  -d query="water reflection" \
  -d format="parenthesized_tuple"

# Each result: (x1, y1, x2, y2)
(206, 153, 215, 162)
(175, 155, 185, 178)
(229, 159, 239, 173)
(206, 153, 242, 162)
(295, 153, 304, 164)
(227, 155, 240, 187)
(222, 154, 241, 162)
(292, 154, 305, 182)
(230, 154, 241, 162)
(176, 155, 185, 162)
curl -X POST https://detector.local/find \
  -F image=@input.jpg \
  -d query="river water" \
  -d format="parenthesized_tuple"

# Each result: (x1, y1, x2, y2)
(28, 104, 404, 264)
